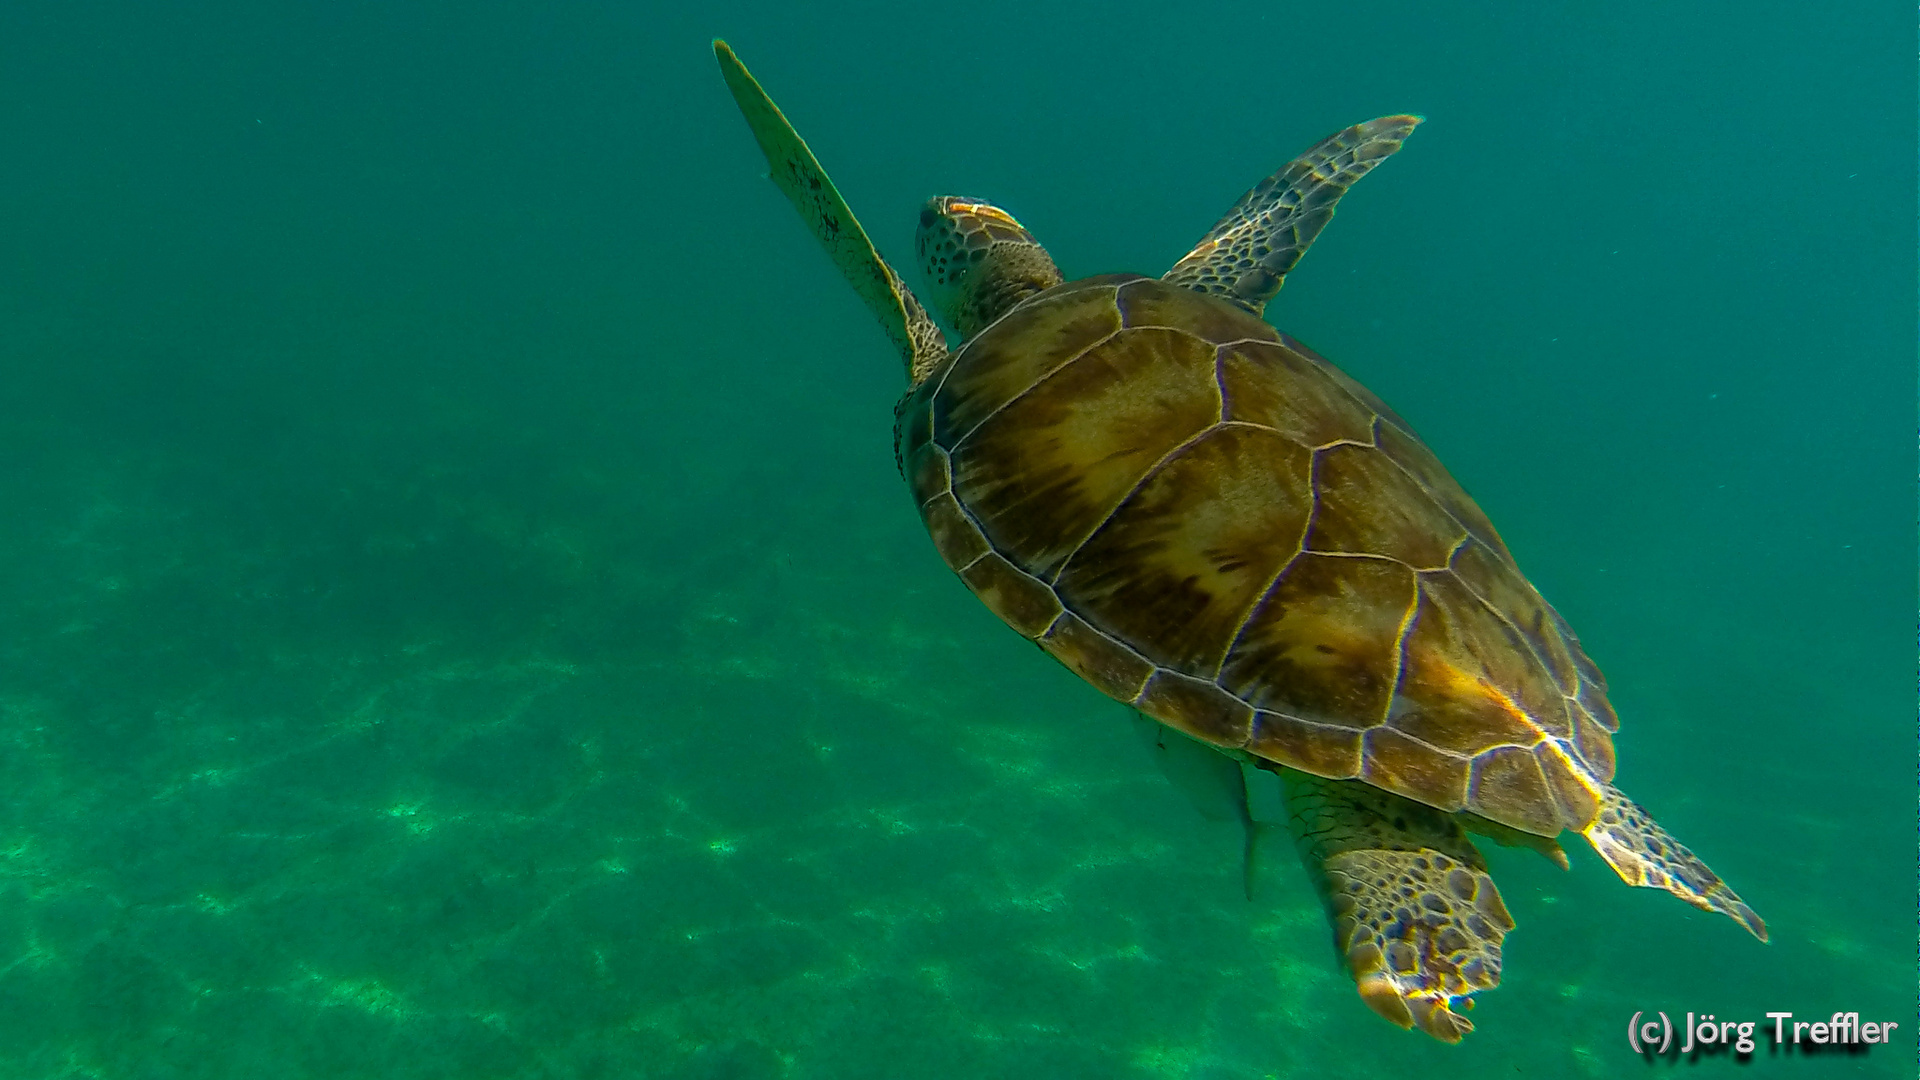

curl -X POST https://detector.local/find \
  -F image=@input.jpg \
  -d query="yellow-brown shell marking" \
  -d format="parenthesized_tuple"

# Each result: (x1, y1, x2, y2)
(899, 275, 1613, 838)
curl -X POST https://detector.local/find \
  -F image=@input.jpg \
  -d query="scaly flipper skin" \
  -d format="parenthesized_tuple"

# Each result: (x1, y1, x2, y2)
(1164, 116, 1421, 316)
(1282, 769, 1511, 1043)
(713, 41, 948, 384)
(1583, 786, 1767, 941)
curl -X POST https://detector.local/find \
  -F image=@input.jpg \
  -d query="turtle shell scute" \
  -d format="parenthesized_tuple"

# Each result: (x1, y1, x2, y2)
(917, 276, 1618, 836)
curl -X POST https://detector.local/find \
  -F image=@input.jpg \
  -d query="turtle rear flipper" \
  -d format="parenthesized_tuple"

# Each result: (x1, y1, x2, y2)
(1582, 786, 1767, 941)
(1283, 771, 1511, 1043)
(1163, 115, 1421, 316)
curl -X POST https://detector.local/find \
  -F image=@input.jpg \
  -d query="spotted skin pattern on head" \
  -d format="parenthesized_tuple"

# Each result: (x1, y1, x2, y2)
(916, 196, 1063, 339)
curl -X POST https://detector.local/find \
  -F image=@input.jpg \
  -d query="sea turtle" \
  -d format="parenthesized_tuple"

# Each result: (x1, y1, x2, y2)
(713, 41, 1764, 1042)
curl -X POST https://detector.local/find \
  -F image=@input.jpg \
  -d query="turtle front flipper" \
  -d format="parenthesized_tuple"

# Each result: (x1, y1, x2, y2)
(1582, 786, 1767, 941)
(714, 41, 948, 385)
(1281, 769, 1510, 1043)
(1164, 116, 1421, 316)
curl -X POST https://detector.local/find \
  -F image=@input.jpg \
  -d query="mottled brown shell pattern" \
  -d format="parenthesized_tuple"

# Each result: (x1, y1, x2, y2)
(898, 274, 1618, 838)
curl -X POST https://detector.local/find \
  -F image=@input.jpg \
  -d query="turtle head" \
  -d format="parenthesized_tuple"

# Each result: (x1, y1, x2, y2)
(916, 196, 1063, 338)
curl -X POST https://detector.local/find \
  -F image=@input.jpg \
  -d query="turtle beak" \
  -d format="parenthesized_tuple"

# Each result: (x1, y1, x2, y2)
(937, 198, 1025, 233)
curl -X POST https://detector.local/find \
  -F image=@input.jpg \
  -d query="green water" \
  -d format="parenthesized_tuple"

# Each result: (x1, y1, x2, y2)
(0, 1, 1910, 1077)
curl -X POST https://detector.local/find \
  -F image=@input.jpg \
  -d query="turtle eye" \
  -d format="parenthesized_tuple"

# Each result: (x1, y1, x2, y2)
(918, 207, 937, 229)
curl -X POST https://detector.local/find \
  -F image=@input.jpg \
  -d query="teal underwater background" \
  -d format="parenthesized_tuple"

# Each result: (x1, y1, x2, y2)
(0, 1, 1911, 1077)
